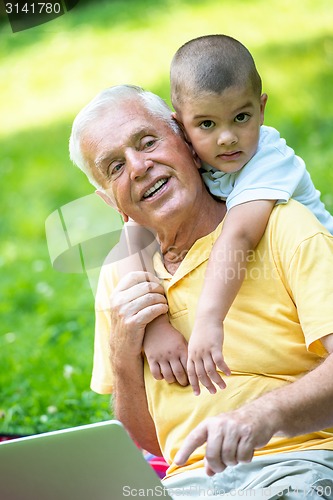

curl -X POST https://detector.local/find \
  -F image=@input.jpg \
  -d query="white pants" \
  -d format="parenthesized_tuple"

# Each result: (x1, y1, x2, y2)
(163, 450, 333, 499)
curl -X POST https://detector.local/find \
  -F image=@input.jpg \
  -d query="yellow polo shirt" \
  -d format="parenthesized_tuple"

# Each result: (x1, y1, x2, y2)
(91, 200, 333, 477)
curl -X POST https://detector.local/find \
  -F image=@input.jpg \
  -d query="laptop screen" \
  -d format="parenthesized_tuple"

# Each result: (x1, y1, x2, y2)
(0, 420, 173, 500)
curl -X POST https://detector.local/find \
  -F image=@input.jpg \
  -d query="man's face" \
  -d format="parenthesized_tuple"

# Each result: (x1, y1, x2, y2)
(176, 85, 267, 173)
(81, 99, 202, 230)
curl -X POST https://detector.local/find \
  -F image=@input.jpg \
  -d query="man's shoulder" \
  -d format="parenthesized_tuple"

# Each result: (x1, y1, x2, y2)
(270, 199, 332, 240)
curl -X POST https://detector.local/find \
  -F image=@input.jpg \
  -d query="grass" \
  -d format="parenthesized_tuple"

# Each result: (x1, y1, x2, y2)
(1, 0, 333, 435)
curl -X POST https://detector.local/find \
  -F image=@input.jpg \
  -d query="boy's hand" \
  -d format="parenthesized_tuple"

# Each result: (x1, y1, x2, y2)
(143, 315, 189, 387)
(187, 320, 231, 396)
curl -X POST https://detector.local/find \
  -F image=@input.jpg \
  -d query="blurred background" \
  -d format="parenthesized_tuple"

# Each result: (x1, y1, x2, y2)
(1, 0, 333, 436)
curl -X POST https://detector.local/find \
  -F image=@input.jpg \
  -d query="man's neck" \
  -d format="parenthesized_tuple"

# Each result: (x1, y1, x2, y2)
(159, 199, 226, 274)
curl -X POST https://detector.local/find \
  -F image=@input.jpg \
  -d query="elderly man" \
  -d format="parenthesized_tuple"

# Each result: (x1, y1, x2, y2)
(69, 85, 333, 498)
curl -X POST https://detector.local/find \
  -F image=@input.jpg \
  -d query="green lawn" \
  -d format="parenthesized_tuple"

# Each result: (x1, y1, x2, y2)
(1, 0, 333, 435)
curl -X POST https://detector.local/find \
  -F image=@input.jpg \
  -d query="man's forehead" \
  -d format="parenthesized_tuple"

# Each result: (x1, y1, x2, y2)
(97, 102, 165, 141)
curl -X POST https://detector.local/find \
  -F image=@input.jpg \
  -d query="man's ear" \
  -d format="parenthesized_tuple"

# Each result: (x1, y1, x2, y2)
(95, 190, 129, 223)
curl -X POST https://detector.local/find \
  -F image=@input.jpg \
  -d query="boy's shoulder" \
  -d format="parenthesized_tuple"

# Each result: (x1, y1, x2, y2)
(259, 125, 284, 148)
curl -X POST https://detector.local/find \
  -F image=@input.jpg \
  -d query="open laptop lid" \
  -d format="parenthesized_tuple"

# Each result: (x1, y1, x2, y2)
(0, 419, 172, 500)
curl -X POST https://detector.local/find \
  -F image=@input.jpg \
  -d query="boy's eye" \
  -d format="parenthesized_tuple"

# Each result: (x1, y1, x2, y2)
(235, 113, 250, 123)
(199, 120, 215, 129)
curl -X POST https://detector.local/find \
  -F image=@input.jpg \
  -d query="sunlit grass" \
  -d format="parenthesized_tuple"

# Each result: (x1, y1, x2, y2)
(1, 0, 332, 135)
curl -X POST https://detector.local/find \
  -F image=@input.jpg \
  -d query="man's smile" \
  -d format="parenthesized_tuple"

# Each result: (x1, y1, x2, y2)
(142, 177, 169, 200)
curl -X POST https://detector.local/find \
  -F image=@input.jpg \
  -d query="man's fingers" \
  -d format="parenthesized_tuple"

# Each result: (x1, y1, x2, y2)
(111, 285, 167, 321)
(174, 424, 208, 465)
(134, 302, 169, 326)
(220, 432, 239, 466)
(204, 457, 219, 477)
(205, 430, 227, 473)
(115, 281, 165, 306)
(236, 431, 255, 464)
(115, 271, 161, 291)
(112, 272, 165, 309)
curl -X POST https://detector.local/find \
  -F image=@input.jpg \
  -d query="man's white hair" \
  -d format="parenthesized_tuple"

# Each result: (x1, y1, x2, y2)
(69, 85, 180, 190)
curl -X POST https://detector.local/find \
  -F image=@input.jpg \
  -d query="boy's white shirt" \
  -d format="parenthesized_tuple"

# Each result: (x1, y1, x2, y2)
(201, 125, 333, 234)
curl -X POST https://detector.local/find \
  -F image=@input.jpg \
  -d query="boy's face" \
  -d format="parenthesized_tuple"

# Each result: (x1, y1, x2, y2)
(176, 85, 267, 173)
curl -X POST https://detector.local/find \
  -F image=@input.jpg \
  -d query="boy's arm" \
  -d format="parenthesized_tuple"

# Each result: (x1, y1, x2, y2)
(117, 221, 189, 387)
(143, 318, 189, 386)
(116, 220, 157, 276)
(187, 199, 276, 395)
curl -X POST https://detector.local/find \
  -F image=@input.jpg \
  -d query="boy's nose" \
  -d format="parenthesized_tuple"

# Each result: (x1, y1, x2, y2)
(217, 130, 238, 146)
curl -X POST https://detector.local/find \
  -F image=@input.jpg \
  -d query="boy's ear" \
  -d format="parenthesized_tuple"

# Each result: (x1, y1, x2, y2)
(171, 113, 201, 170)
(95, 190, 129, 223)
(188, 143, 202, 170)
(260, 93, 268, 125)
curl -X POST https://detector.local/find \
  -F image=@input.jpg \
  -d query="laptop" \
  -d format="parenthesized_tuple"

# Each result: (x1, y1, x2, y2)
(0, 420, 173, 500)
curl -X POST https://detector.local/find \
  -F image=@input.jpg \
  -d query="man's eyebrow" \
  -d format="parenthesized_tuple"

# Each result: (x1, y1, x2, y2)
(94, 127, 155, 169)
(131, 127, 155, 141)
(95, 154, 112, 170)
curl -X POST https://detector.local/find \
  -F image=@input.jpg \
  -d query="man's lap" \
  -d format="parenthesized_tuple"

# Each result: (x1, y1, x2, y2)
(163, 450, 333, 499)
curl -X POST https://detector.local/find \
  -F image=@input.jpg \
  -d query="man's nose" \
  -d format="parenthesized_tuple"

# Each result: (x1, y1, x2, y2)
(127, 151, 153, 180)
(217, 129, 238, 146)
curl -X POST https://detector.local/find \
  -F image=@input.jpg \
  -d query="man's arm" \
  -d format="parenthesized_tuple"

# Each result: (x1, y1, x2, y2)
(109, 271, 168, 455)
(175, 333, 333, 476)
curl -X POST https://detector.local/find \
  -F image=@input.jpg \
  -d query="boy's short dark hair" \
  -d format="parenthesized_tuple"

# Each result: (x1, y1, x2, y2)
(170, 34, 262, 109)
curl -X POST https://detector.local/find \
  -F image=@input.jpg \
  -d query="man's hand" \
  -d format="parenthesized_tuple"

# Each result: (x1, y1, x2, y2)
(174, 406, 275, 476)
(108, 271, 167, 455)
(144, 315, 189, 386)
(187, 319, 231, 396)
(109, 271, 169, 359)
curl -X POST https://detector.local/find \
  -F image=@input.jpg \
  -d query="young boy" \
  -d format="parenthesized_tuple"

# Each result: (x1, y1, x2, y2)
(120, 34, 333, 396)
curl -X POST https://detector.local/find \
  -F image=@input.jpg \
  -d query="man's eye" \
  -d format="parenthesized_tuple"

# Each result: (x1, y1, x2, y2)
(199, 120, 215, 129)
(144, 139, 156, 148)
(235, 113, 250, 123)
(109, 162, 124, 176)
(142, 138, 157, 149)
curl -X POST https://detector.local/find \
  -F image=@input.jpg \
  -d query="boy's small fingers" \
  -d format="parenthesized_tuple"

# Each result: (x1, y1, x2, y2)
(150, 363, 163, 380)
(170, 361, 189, 386)
(214, 356, 231, 376)
(159, 363, 176, 384)
(187, 363, 200, 395)
(191, 359, 218, 395)
(215, 376, 227, 390)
